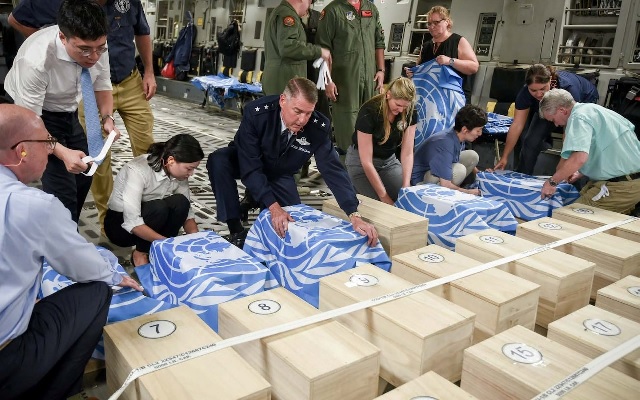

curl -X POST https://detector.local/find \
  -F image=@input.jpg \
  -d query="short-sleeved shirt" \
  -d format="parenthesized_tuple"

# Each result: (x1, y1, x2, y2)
(411, 128, 461, 183)
(353, 97, 418, 159)
(562, 103, 640, 181)
(11, 0, 150, 83)
(515, 70, 599, 112)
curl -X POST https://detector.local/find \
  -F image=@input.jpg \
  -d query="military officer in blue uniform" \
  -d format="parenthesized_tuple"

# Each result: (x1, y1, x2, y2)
(207, 78, 378, 248)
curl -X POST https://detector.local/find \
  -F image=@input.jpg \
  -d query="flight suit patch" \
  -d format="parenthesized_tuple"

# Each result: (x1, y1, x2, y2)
(320, 10, 325, 20)
(361, 10, 372, 17)
(283, 16, 295, 27)
(346, 11, 355, 21)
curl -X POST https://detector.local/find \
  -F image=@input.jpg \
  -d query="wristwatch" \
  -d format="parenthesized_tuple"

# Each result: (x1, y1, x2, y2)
(101, 114, 115, 124)
(349, 211, 363, 220)
(449, 58, 455, 66)
(377, 68, 385, 73)
(548, 177, 559, 187)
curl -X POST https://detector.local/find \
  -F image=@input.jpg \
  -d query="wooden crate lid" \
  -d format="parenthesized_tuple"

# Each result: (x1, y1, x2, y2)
(456, 229, 596, 277)
(553, 204, 640, 237)
(320, 263, 475, 336)
(518, 217, 640, 260)
(464, 325, 640, 397)
(218, 287, 380, 378)
(323, 194, 429, 227)
(375, 371, 478, 399)
(597, 275, 640, 307)
(392, 245, 540, 305)
(548, 305, 640, 356)
(103, 306, 271, 398)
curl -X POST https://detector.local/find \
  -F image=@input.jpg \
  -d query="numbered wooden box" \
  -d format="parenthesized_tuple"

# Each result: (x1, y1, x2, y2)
(218, 287, 380, 400)
(322, 194, 429, 256)
(596, 275, 640, 323)
(103, 306, 271, 400)
(375, 371, 478, 400)
(392, 245, 540, 343)
(461, 325, 640, 399)
(319, 263, 475, 386)
(548, 305, 640, 379)
(517, 217, 640, 299)
(552, 204, 640, 243)
(455, 229, 595, 328)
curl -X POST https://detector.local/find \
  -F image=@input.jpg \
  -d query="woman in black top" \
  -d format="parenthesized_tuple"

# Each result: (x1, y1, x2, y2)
(406, 6, 479, 102)
(345, 77, 418, 204)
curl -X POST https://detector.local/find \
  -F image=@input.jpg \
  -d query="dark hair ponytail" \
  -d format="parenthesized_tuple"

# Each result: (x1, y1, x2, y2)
(147, 134, 204, 172)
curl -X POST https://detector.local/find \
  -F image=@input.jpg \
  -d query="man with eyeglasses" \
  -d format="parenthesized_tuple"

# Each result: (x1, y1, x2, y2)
(9, 0, 156, 231)
(0, 104, 143, 400)
(4, 0, 117, 223)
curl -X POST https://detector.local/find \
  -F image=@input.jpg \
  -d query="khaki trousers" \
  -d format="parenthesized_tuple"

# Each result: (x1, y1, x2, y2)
(79, 69, 155, 228)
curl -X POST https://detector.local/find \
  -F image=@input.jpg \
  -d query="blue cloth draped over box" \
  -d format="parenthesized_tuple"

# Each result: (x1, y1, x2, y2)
(191, 74, 263, 109)
(477, 170, 579, 220)
(483, 112, 514, 137)
(410, 60, 466, 148)
(243, 204, 392, 308)
(136, 231, 276, 331)
(396, 184, 518, 250)
(39, 246, 175, 359)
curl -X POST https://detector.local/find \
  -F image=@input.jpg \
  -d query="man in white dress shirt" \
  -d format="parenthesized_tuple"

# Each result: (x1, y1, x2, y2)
(4, 0, 119, 222)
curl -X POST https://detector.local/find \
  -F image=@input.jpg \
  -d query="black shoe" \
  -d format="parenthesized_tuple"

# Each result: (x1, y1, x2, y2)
(223, 229, 248, 248)
(239, 193, 258, 222)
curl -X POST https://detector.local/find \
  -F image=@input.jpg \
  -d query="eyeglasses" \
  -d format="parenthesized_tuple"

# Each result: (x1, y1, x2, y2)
(10, 135, 58, 152)
(427, 19, 445, 27)
(75, 46, 108, 57)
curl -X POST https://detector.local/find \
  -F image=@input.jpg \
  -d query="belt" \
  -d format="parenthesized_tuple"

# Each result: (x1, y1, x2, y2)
(112, 68, 138, 85)
(608, 172, 640, 182)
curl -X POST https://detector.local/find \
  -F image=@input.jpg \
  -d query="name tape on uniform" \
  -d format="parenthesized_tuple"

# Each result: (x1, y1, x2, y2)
(108, 217, 638, 400)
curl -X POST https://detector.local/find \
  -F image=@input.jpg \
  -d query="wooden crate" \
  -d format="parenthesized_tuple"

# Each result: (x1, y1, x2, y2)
(322, 194, 429, 256)
(103, 306, 270, 400)
(319, 263, 475, 386)
(517, 217, 640, 299)
(456, 229, 595, 328)
(548, 305, 640, 379)
(375, 371, 478, 399)
(461, 325, 640, 399)
(552, 204, 640, 243)
(596, 275, 640, 323)
(392, 245, 540, 343)
(218, 287, 380, 400)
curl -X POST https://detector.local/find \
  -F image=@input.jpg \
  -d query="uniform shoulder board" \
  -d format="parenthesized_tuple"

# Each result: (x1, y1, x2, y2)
(283, 16, 295, 27)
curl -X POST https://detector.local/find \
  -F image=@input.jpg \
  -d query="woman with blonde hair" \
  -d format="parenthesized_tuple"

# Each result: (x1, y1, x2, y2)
(406, 5, 479, 103)
(346, 77, 418, 204)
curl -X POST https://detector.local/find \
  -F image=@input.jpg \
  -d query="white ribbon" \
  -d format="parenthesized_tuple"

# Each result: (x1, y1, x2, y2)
(591, 183, 609, 202)
(314, 58, 333, 90)
(82, 130, 118, 176)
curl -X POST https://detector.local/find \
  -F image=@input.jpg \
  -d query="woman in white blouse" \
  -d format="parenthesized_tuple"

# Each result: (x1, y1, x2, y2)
(105, 134, 204, 266)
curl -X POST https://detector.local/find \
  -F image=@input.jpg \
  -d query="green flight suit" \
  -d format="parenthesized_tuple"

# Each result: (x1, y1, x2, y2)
(263, 1, 322, 96)
(316, 0, 385, 152)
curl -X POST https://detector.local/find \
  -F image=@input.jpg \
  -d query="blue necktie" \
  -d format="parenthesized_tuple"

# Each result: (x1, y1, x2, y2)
(80, 67, 104, 162)
(280, 129, 290, 155)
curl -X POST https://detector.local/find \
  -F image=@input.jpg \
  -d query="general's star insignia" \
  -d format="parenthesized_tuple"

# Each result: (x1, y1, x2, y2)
(255, 107, 260, 111)
(321, 122, 326, 127)
(264, 105, 269, 109)
(313, 118, 318, 123)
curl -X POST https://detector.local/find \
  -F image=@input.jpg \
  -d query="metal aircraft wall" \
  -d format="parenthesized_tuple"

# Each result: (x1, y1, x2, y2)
(142, 0, 640, 105)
